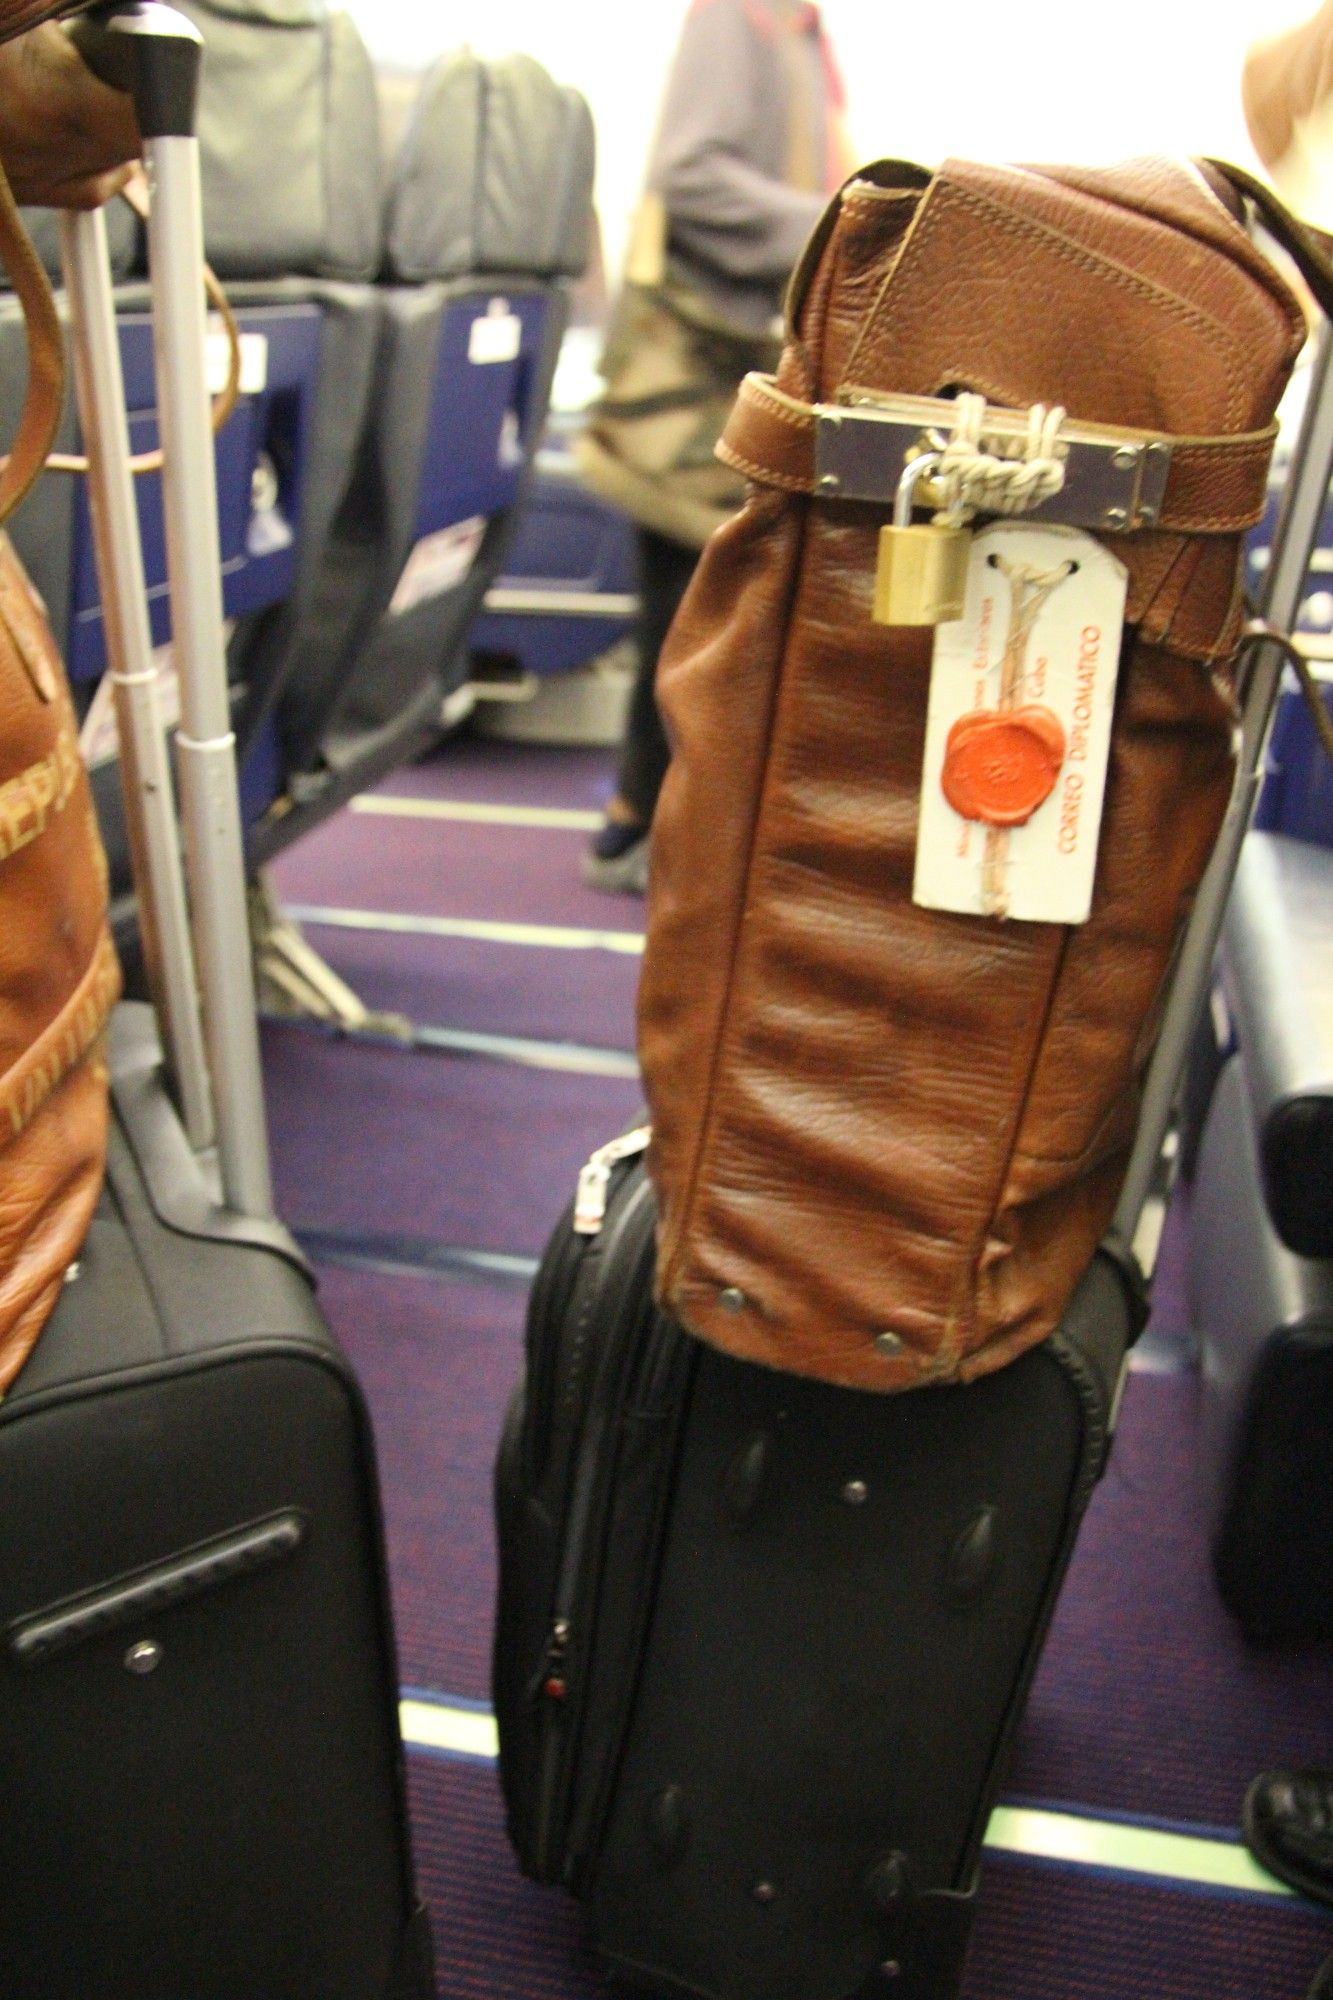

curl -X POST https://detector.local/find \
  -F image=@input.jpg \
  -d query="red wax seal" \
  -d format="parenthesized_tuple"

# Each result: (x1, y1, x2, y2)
(941, 706, 1067, 828)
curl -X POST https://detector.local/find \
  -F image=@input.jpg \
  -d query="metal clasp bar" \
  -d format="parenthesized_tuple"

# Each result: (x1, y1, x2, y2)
(814, 391, 1173, 533)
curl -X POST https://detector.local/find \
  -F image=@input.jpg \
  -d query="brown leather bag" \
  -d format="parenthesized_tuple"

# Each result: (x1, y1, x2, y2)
(638, 156, 1318, 1394)
(0, 156, 121, 1395)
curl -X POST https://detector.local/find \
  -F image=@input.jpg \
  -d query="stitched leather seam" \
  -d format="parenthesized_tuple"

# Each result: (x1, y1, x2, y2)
(847, 176, 1248, 432)
(716, 444, 808, 492)
(744, 384, 815, 434)
(942, 180, 1250, 429)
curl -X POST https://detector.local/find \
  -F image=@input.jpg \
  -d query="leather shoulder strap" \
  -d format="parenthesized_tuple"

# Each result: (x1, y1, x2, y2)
(0, 156, 63, 525)
(1204, 157, 1333, 323)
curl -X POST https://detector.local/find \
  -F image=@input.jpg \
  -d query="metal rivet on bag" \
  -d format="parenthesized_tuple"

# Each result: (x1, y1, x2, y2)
(64, 1261, 81, 1285)
(816, 472, 842, 495)
(875, 1332, 903, 1358)
(881, 1963, 902, 1982)
(842, 1480, 869, 1506)
(125, 1640, 163, 1676)
(751, 1881, 777, 1905)
(719, 1287, 748, 1316)
(1103, 506, 1129, 529)
(1111, 445, 1140, 470)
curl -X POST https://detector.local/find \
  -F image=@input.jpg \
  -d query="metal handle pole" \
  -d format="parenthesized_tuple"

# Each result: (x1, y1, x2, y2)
(58, 204, 214, 1152)
(144, 127, 272, 1217)
(1113, 322, 1333, 1242)
(74, 0, 273, 1217)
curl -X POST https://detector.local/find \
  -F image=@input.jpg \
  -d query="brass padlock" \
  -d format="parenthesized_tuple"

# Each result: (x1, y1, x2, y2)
(873, 452, 971, 627)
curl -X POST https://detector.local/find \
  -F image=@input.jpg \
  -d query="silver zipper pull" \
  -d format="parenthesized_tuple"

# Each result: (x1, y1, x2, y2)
(573, 1125, 651, 1235)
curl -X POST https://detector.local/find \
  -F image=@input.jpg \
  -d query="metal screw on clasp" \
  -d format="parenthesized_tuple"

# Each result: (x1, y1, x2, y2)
(719, 1287, 747, 1316)
(843, 1480, 869, 1506)
(125, 1640, 163, 1676)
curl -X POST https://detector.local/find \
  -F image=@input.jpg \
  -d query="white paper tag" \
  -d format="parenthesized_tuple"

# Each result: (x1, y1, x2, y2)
(205, 326, 268, 397)
(913, 523, 1128, 926)
(468, 301, 522, 366)
(388, 516, 487, 618)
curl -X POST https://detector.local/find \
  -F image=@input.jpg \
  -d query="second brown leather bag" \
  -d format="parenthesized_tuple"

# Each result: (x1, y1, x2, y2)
(0, 156, 120, 1394)
(638, 155, 1310, 1393)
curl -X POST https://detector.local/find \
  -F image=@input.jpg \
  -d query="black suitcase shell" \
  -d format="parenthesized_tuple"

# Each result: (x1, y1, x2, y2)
(493, 1142, 1142, 2000)
(0, 1008, 434, 1999)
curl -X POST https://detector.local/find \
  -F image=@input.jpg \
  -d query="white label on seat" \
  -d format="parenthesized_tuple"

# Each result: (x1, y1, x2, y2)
(389, 516, 487, 618)
(469, 302, 522, 366)
(205, 328, 269, 397)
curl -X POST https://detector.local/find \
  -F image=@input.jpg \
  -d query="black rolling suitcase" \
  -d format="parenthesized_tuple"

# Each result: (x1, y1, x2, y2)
(0, 8, 432, 1993)
(492, 266, 1333, 2000)
(495, 1138, 1140, 2000)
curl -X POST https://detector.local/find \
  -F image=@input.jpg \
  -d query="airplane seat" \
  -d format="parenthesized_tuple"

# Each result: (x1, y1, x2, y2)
(1188, 833, 1333, 1640)
(249, 47, 595, 863)
(0, 0, 389, 957)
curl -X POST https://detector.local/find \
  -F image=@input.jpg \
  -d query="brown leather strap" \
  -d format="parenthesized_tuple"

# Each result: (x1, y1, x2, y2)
(0, 154, 63, 524)
(0, 0, 94, 47)
(43, 167, 243, 477)
(718, 373, 1279, 534)
(1204, 158, 1333, 323)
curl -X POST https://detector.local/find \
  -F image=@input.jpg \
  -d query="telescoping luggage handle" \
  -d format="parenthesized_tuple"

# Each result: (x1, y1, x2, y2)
(1112, 312, 1333, 1246)
(60, 0, 273, 1221)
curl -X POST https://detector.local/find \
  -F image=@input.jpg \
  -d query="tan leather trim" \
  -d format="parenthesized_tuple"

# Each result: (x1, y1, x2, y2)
(1, 926, 121, 1142)
(717, 372, 1279, 533)
(0, 156, 62, 524)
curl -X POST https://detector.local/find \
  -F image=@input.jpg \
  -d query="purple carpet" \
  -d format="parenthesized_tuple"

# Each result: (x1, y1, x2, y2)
(276, 921, 640, 1053)
(312, 1260, 523, 1697)
(370, 737, 618, 812)
(407, 1759, 1333, 2000)
(271, 805, 647, 942)
(263, 1022, 642, 1260)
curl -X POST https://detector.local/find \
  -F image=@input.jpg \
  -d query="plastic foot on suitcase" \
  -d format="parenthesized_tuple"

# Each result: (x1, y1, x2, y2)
(861, 1878, 976, 2000)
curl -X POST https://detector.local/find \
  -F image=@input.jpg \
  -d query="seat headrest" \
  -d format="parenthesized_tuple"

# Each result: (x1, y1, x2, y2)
(385, 50, 595, 284)
(175, 0, 384, 280)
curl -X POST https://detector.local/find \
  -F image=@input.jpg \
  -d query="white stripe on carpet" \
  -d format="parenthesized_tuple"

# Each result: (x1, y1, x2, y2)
(352, 795, 603, 832)
(285, 902, 645, 957)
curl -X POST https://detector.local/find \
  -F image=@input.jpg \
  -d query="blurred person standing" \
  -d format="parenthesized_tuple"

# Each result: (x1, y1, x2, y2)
(576, 0, 853, 892)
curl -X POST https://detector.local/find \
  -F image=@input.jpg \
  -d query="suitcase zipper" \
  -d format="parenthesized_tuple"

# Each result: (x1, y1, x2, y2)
(574, 1126, 651, 1235)
(529, 1169, 659, 1880)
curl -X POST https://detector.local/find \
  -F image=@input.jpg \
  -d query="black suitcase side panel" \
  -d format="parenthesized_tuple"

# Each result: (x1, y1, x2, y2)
(0, 1097, 429, 2000)
(494, 1159, 692, 1884)
(586, 1255, 1131, 2000)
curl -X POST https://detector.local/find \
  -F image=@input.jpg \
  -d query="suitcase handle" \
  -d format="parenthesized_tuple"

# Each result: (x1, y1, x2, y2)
(8, 1510, 307, 1667)
(63, 0, 274, 1219)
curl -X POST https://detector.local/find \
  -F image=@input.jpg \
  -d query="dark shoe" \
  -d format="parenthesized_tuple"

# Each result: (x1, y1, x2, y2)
(1309, 1955, 1333, 2000)
(582, 816, 650, 895)
(1243, 1769, 1333, 1909)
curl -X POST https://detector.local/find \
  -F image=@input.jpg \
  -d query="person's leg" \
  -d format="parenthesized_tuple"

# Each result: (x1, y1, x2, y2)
(616, 528, 698, 826)
(584, 527, 698, 892)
